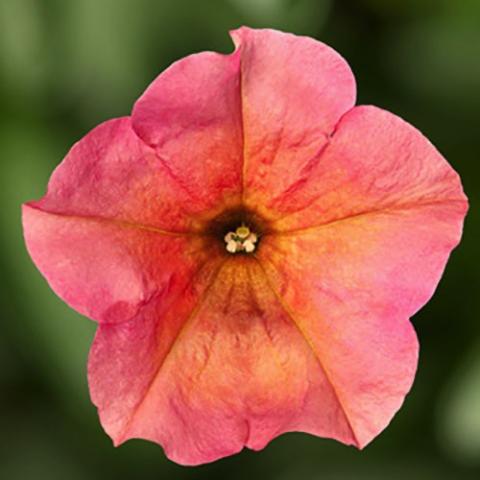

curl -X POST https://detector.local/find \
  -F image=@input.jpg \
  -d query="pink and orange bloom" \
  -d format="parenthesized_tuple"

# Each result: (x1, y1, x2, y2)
(22, 27, 467, 465)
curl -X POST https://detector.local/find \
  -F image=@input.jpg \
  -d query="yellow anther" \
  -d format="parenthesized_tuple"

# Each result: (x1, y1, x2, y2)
(235, 226, 250, 239)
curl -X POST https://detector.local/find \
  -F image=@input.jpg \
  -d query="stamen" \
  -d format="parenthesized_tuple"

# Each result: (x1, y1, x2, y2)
(236, 226, 250, 239)
(224, 225, 258, 253)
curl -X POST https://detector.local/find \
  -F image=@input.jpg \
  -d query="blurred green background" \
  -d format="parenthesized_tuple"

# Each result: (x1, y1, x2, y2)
(0, 0, 479, 478)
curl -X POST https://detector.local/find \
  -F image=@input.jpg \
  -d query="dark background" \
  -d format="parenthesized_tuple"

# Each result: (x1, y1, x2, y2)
(1, 0, 479, 478)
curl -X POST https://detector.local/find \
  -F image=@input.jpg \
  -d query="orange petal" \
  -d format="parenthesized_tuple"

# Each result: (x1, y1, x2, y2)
(269, 106, 467, 229)
(88, 258, 363, 465)
(22, 117, 216, 324)
(230, 27, 356, 209)
(256, 191, 466, 446)
(132, 47, 244, 210)
(23, 205, 211, 324)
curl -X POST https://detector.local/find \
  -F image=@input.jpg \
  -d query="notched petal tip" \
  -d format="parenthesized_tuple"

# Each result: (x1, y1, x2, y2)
(229, 25, 258, 49)
(228, 25, 356, 92)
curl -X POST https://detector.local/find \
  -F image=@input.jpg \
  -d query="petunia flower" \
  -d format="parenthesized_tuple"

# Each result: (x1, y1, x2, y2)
(22, 27, 468, 465)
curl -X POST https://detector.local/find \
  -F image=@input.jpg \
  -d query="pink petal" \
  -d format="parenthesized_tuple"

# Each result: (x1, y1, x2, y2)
(30, 116, 204, 229)
(256, 160, 466, 446)
(23, 206, 211, 324)
(131, 48, 244, 210)
(89, 259, 362, 465)
(270, 106, 468, 229)
(22, 117, 214, 323)
(230, 27, 356, 208)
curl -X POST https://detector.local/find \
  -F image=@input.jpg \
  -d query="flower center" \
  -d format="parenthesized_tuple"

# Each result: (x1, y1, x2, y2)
(224, 225, 258, 254)
(204, 207, 267, 256)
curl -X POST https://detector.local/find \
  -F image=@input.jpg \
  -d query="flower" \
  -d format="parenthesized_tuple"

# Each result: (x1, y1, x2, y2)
(22, 27, 468, 465)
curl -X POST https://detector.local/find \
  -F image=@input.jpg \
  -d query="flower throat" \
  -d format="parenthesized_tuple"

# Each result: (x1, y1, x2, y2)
(205, 207, 266, 255)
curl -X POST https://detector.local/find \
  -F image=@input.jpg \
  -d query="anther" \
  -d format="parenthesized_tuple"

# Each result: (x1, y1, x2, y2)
(224, 226, 258, 254)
